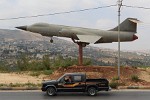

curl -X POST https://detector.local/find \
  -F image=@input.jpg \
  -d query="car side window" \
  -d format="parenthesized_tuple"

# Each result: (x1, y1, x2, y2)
(59, 76, 72, 83)
(59, 77, 65, 83)
(64, 75, 72, 83)
(73, 75, 82, 82)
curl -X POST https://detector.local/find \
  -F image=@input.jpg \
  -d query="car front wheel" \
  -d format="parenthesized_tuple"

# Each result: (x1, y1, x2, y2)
(46, 87, 56, 96)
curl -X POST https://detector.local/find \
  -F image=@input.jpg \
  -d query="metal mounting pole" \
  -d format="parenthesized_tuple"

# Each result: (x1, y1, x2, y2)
(118, 0, 122, 80)
(71, 38, 84, 66)
(78, 42, 83, 66)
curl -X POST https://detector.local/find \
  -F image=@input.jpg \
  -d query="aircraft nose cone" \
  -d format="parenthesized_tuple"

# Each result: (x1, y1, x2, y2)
(15, 26, 27, 30)
(133, 34, 138, 41)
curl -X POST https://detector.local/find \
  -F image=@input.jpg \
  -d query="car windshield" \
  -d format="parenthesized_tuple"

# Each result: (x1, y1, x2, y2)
(57, 74, 65, 81)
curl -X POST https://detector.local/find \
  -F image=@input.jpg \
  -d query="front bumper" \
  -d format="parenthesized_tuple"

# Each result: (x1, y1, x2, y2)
(41, 87, 46, 91)
(108, 86, 111, 91)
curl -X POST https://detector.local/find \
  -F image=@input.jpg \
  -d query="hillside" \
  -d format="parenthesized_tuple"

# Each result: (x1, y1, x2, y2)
(0, 29, 150, 66)
(0, 29, 42, 41)
(1, 29, 150, 66)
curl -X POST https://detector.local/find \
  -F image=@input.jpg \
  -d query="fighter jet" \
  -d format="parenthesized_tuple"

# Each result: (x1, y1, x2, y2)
(16, 18, 139, 65)
(16, 18, 139, 44)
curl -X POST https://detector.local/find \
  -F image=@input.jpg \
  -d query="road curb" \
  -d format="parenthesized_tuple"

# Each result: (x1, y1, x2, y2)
(0, 87, 41, 90)
(118, 86, 150, 89)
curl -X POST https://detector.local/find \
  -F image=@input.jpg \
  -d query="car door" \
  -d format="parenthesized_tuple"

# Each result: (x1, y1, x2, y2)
(57, 75, 75, 92)
(57, 75, 85, 92)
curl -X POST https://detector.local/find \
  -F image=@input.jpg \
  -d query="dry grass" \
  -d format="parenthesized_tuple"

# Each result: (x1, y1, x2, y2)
(0, 66, 150, 86)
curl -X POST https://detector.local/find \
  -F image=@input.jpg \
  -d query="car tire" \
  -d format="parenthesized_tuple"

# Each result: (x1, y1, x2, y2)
(46, 87, 56, 96)
(87, 87, 97, 96)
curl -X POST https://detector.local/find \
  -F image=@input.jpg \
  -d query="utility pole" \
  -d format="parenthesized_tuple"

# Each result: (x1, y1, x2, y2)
(117, 0, 122, 80)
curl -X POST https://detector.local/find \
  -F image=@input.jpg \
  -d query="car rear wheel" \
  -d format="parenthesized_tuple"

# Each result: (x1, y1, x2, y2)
(46, 87, 56, 96)
(87, 87, 97, 96)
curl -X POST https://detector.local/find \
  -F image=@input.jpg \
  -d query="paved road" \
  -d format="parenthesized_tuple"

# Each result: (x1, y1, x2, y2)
(0, 90, 150, 100)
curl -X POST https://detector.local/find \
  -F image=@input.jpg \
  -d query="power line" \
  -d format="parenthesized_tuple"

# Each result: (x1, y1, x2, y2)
(123, 5, 150, 10)
(0, 5, 116, 21)
(1, 4, 149, 21)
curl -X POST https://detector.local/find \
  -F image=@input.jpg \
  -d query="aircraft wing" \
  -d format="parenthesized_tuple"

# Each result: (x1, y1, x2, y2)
(76, 35, 101, 43)
(60, 28, 102, 44)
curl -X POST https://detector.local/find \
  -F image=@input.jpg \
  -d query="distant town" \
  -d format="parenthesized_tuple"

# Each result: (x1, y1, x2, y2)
(0, 29, 150, 68)
(1, 37, 150, 68)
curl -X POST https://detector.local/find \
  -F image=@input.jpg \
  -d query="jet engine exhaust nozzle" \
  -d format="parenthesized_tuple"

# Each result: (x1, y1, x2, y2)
(133, 34, 138, 41)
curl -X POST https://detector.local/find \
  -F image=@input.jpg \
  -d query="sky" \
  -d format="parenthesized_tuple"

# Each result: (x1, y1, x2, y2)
(0, 0, 150, 51)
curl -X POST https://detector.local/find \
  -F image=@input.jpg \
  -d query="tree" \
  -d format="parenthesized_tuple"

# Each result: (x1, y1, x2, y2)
(42, 55, 51, 70)
(17, 54, 29, 71)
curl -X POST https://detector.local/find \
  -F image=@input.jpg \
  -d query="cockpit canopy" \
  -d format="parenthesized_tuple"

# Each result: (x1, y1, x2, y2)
(31, 23, 50, 27)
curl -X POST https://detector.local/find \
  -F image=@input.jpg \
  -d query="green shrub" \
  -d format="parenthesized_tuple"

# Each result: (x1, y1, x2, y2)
(42, 55, 51, 70)
(53, 56, 77, 68)
(112, 76, 119, 81)
(37, 83, 42, 87)
(9, 83, 22, 87)
(109, 82, 120, 89)
(24, 82, 36, 87)
(1, 54, 92, 72)
(132, 66, 138, 69)
(43, 70, 53, 75)
(131, 75, 140, 82)
(30, 72, 41, 77)
(7, 83, 40, 87)
(28, 61, 44, 71)
(0, 84, 7, 87)
(83, 58, 92, 66)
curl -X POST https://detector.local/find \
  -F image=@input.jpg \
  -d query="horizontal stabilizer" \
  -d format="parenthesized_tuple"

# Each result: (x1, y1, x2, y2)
(77, 35, 102, 44)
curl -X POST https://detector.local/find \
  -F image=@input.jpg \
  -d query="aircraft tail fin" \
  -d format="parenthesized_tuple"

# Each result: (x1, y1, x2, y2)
(110, 18, 141, 33)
